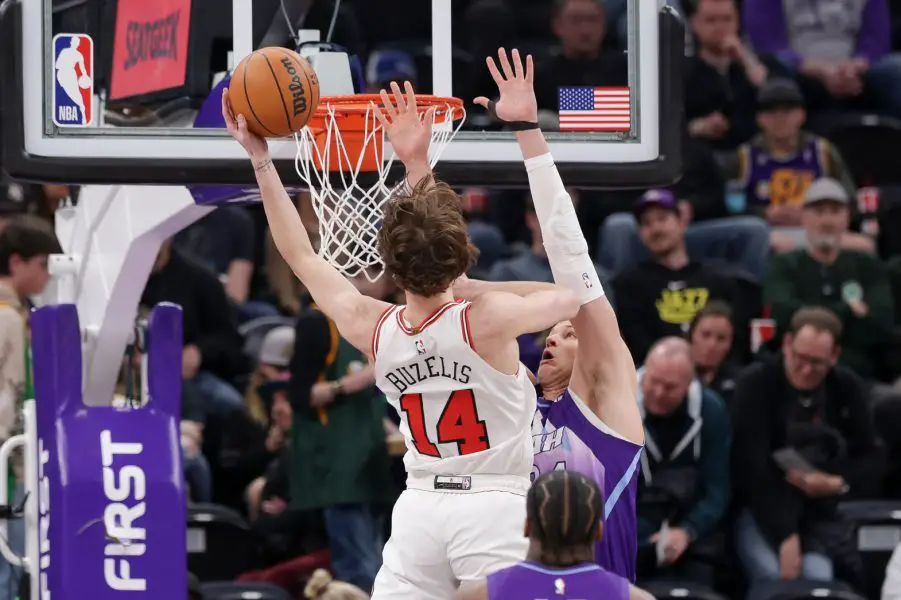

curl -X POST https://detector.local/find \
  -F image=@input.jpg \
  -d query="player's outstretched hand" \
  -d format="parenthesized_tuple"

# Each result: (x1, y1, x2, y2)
(222, 87, 269, 159)
(474, 48, 538, 124)
(373, 81, 436, 169)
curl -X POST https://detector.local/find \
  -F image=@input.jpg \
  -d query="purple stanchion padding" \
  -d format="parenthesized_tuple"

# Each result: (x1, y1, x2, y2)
(31, 303, 187, 600)
(190, 76, 305, 206)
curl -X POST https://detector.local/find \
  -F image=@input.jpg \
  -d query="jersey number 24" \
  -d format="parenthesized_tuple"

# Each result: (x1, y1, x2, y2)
(400, 389, 490, 457)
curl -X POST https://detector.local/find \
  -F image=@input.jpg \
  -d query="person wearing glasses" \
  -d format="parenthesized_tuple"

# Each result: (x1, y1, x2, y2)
(732, 307, 880, 592)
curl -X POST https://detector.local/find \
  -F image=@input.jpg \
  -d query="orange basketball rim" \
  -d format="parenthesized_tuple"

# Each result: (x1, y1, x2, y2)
(304, 94, 465, 173)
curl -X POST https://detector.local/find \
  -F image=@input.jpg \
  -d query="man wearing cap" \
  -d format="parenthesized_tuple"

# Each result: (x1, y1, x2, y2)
(764, 177, 894, 381)
(722, 79, 868, 253)
(612, 190, 747, 364)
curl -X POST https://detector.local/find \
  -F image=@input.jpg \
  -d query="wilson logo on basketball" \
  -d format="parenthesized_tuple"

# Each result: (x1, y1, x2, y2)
(280, 56, 308, 117)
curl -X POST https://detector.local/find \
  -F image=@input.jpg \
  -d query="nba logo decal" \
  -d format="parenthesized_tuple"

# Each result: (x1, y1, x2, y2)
(415, 340, 426, 355)
(52, 34, 94, 127)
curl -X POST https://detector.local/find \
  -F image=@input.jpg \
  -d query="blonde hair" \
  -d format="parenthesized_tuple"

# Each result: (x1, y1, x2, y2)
(243, 368, 269, 426)
(303, 569, 369, 600)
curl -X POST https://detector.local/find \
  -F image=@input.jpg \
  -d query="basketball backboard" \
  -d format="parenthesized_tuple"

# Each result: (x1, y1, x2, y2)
(1, 0, 682, 190)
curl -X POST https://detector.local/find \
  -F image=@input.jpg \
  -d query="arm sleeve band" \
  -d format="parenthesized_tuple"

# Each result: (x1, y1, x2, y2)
(524, 153, 604, 306)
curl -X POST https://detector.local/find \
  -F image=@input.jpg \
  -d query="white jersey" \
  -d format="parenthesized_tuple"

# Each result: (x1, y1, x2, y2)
(373, 300, 535, 479)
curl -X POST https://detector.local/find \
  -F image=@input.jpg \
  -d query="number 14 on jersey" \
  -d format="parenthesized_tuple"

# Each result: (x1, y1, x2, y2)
(400, 389, 490, 457)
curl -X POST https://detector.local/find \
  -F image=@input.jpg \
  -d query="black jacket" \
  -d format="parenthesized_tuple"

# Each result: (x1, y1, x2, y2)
(731, 356, 881, 547)
(141, 248, 245, 378)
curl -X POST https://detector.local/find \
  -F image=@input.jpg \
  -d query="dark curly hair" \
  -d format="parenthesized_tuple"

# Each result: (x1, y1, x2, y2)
(378, 176, 478, 297)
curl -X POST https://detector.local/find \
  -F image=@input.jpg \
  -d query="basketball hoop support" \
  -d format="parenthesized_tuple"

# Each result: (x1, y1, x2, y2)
(44, 186, 212, 406)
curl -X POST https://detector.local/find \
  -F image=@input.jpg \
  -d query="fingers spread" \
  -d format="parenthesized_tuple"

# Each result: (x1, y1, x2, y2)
(391, 81, 407, 111)
(404, 80, 417, 110)
(379, 89, 398, 119)
(498, 47, 515, 80)
(512, 49, 524, 79)
(485, 56, 504, 86)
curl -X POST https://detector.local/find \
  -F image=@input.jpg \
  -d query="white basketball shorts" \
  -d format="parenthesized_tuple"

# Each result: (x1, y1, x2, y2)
(370, 476, 529, 600)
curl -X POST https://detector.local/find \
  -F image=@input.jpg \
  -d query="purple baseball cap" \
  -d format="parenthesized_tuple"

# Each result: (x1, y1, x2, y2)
(633, 189, 678, 218)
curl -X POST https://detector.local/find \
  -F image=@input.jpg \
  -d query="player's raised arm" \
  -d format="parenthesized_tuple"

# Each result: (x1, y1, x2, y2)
(222, 89, 387, 352)
(476, 48, 642, 444)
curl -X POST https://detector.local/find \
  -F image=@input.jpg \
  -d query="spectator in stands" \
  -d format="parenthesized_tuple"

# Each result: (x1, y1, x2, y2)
(611, 191, 745, 363)
(489, 196, 610, 291)
(764, 179, 894, 381)
(246, 372, 330, 565)
(685, 0, 772, 149)
(288, 270, 396, 592)
(636, 338, 731, 585)
(461, 188, 507, 276)
(0, 215, 59, 600)
(533, 0, 628, 113)
(885, 543, 901, 600)
(247, 374, 292, 520)
(720, 80, 870, 254)
(743, 0, 901, 117)
(142, 241, 245, 418)
(688, 300, 740, 409)
(599, 189, 771, 280)
(244, 326, 295, 426)
(0, 216, 60, 438)
(175, 206, 280, 321)
(179, 383, 213, 502)
(732, 308, 875, 587)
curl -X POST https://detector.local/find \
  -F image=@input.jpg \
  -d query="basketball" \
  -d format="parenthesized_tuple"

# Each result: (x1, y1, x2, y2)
(228, 47, 321, 138)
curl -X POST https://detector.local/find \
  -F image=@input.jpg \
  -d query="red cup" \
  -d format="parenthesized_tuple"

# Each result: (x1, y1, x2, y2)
(751, 318, 776, 353)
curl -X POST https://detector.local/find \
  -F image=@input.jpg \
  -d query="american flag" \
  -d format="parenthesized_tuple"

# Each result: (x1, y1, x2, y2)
(557, 87, 631, 131)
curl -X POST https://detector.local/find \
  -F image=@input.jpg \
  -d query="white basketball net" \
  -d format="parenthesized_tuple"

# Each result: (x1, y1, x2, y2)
(294, 99, 465, 282)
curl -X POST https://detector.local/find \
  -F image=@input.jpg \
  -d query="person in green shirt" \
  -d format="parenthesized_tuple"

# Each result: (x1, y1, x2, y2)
(288, 277, 397, 592)
(764, 177, 895, 380)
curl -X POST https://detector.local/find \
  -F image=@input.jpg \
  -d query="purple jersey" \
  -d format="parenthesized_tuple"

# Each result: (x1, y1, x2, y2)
(533, 389, 642, 581)
(739, 137, 828, 207)
(487, 560, 629, 600)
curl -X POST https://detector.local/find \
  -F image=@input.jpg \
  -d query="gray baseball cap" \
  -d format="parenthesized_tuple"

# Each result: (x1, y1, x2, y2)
(804, 177, 850, 206)
(258, 326, 296, 367)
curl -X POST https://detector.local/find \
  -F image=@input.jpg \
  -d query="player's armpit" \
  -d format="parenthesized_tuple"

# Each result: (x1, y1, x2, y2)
(569, 297, 645, 446)
(290, 254, 391, 355)
(469, 288, 580, 345)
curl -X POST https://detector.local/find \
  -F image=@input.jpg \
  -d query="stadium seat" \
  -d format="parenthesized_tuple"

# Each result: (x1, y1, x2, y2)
(639, 579, 728, 600)
(201, 581, 293, 600)
(187, 503, 262, 582)
(838, 500, 901, 600)
(238, 316, 296, 364)
(825, 115, 901, 187)
(746, 580, 860, 600)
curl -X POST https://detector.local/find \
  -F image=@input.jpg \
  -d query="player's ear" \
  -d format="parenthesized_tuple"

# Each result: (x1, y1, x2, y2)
(595, 522, 603, 541)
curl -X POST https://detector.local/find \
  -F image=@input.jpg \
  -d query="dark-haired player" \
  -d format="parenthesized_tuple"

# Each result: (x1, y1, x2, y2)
(224, 82, 580, 599)
(455, 471, 654, 600)
(460, 48, 645, 581)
